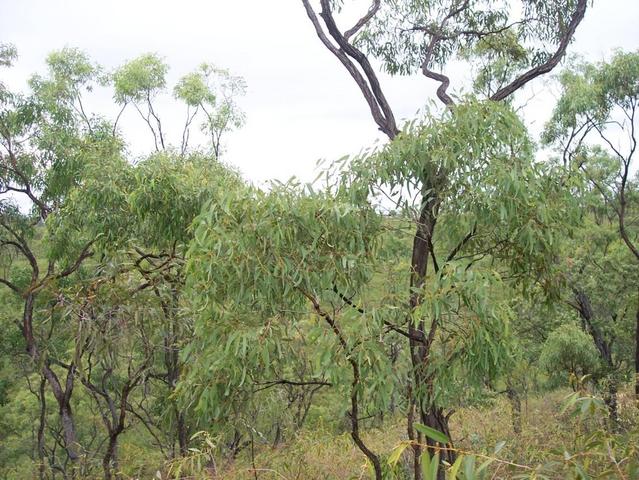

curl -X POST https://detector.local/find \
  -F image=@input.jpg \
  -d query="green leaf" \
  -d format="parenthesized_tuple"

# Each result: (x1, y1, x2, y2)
(448, 455, 463, 480)
(387, 441, 410, 467)
(421, 450, 432, 480)
(463, 455, 476, 480)
(414, 423, 449, 444)
(430, 452, 440, 480)
(477, 458, 494, 473)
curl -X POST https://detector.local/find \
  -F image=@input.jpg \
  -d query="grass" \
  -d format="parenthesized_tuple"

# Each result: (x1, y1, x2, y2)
(210, 387, 639, 480)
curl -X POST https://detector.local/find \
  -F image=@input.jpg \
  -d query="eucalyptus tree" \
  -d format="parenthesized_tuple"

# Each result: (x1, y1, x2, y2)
(0, 43, 16, 67)
(0, 47, 115, 466)
(539, 323, 602, 388)
(543, 51, 639, 402)
(52, 148, 244, 465)
(182, 181, 388, 464)
(113, 53, 246, 157)
(299, 0, 588, 476)
(112, 53, 168, 149)
(57, 266, 164, 480)
(184, 100, 574, 479)
(1, 45, 248, 476)
(174, 63, 246, 157)
(556, 172, 637, 424)
(345, 102, 572, 476)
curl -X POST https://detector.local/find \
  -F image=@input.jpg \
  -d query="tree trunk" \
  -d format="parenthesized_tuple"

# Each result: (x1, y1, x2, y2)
(59, 404, 80, 461)
(422, 406, 453, 480)
(349, 360, 383, 480)
(102, 434, 119, 480)
(407, 192, 452, 480)
(165, 292, 189, 457)
(635, 289, 639, 403)
(407, 394, 422, 480)
(37, 376, 47, 480)
(572, 287, 619, 428)
(506, 385, 522, 434)
(604, 377, 619, 430)
(24, 292, 81, 461)
(176, 411, 188, 456)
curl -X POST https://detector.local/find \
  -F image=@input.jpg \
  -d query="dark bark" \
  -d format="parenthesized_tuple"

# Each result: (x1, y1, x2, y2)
(505, 384, 522, 434)
(490, 0, 588, 101)
(37, 376, 47, 480)
(58, 403, 79, 462)
(23, 292, 81, 462)
(301, 288, 383, 480)
(227, 429, 246, 459)
(406, 389, 421, 480)
(166, 311, 189, 457)
(407, 193, 453, 480)
(98, 382, 134, 480)
(573, 288, 613, 366)
(176, 412, 189, 457)
(423, 407, 454, 469)
(103, 435, 119, 480)
(636, 290, 639, 402)
(604, 378, 619, 431)
(300, 0, 398, 139)
(571, 287, 618, 427)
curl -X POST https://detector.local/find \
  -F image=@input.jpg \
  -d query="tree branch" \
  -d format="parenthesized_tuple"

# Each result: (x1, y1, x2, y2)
(490, 0, 588, 101)
(301, 0, 398, 139)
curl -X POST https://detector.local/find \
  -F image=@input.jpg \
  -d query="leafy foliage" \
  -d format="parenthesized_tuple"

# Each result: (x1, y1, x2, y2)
(0, 17, 637, 480)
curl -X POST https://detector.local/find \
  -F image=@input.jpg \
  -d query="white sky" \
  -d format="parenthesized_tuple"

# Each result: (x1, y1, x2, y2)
(1, 0, 638, 186)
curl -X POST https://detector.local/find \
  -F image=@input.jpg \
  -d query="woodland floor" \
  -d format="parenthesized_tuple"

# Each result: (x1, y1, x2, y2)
(215, 387, 638, 480)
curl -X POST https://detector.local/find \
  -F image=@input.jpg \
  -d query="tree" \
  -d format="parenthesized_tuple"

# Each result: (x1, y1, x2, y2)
(113, 53, 246, 158)
(174, 64, 246, 158)
(1, 46, 248, 478)
(543, 51, 639, 402)
(113, 53, 168, 149)
(182, 181, 388, 470)
(184, 99, 575, 480)
(539, 323, 602, 387)
(299, 1, 588, 477)
(1, 47, 113, 466)
(56, 150, 243, 461)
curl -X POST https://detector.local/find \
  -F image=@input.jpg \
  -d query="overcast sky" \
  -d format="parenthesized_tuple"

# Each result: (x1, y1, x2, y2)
(1, 0, 638, 185)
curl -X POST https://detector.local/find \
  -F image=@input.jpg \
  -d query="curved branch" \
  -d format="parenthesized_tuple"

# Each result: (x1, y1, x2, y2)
(298, 287, 383, 479)
(490, 0, 588, 101)
(0, 277, 21, 294)
(344, 0, 381, 40)
(301, 0, 398, 139)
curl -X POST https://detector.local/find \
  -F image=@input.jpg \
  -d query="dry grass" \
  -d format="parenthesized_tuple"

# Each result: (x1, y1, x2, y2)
(212, 387, 638, 480)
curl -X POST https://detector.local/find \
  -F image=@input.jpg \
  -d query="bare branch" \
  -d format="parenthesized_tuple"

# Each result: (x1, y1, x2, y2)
(344, 0, 381, 40)
(254, 379, 332, 393)
(491, 0, 588, 101)
(301, 0, 398, 139)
